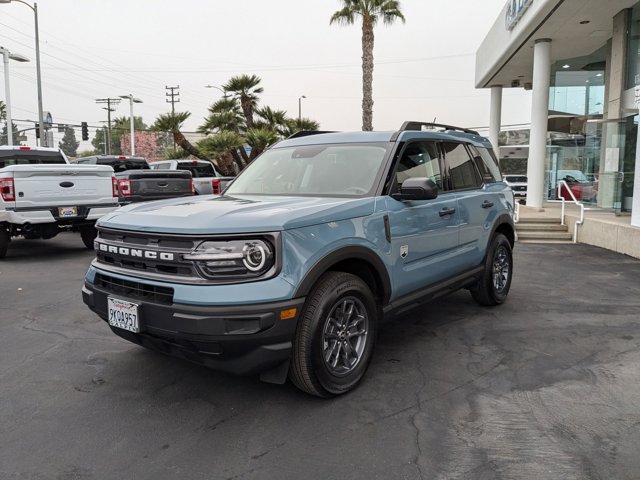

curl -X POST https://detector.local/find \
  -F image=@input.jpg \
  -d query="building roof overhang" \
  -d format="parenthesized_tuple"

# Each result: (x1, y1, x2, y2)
(476, 0, 638, 89)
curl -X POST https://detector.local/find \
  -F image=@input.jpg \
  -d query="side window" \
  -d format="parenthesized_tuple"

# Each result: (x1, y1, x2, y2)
(394, 141, 442, 192)
(154, 162, 171, 170)
(468, 145, 502, 182)
(442, 142, 482, 190)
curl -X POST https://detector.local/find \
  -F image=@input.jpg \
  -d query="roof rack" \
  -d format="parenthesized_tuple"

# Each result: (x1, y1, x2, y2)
(399, 121, 479, 136)
(286, 130, 336, 139)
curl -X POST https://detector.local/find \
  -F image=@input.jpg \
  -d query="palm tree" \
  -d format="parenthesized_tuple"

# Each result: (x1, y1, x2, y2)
(223, 74, 264, 129)
(198, 96, 245, 135)
(151, 112, 203, 159)
(330, 0, 405, 131)
(255, 106, 290, 137)
(198, 131, 246, 175)
(283, 118, 321, 137)
(245, 128, 279, 160)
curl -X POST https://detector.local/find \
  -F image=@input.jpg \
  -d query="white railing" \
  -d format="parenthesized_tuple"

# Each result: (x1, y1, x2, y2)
(513, 199, 520, 223)
(555, 180, 584, 243)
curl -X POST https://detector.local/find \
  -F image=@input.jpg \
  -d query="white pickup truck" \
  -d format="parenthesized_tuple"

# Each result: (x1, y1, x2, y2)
(149, 159, 235, 194)
(0, 146, 119, 258)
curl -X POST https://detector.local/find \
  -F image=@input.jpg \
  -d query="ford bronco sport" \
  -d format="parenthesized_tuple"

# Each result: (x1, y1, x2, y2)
(82, 122, 515, 397)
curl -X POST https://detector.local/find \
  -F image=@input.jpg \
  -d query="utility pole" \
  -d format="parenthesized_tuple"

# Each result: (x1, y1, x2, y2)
(95, 98, 120, 155)
(166, 85, 179, 150)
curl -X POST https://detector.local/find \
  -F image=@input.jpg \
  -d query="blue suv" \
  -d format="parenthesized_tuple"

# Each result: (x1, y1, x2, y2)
(82, 122, 515, 397)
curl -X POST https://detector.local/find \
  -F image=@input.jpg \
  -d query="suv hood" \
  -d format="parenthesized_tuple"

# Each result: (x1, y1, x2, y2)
(97, 194, 376, 234)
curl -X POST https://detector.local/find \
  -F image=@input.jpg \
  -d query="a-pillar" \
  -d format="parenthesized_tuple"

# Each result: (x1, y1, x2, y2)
(526, 38, 552, 209)
(489, 86, 503, 159)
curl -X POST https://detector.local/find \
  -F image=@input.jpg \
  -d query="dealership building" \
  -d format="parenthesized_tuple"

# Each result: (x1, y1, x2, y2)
(476, 0, 640, 229)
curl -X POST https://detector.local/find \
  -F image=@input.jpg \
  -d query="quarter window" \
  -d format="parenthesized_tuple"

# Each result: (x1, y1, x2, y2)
(442, 142, 482, 190)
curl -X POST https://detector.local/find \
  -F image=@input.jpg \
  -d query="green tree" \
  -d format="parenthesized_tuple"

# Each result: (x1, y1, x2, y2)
(150, 112, 203, 159)
(1, 122, 20, 146)
(198, 75, 321, 174)
(0, 101, 5, 120)
(223, 74, 264, 129)
(330, 0, 405, 131)
(58, 127, 79, 157)
(283, 118, 321, 137)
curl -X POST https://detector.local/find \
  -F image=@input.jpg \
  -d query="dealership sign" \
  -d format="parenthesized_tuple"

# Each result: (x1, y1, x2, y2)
(505, 0, 533, 30)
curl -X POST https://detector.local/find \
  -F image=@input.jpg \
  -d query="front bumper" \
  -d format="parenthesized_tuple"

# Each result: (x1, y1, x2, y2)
(82, 275, 305, 376)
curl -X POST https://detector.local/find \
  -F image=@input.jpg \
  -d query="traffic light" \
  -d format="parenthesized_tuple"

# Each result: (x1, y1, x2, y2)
(81, 122, 89, 141)
(35, 123, 40, 139)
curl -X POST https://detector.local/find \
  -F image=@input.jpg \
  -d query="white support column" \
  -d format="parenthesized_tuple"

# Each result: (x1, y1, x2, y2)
(527, 39, 552, 209)
(489, 86, 503, 159)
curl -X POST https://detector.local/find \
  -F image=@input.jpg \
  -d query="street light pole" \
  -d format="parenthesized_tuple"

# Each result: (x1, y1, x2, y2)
(119, 94, 142, 156)
(1, 46, 30, 147)
(298, 95, 306, 123)
(0, 0, 45, 146)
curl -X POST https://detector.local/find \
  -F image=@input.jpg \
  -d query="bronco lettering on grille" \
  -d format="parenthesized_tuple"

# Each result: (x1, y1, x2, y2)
(97, 242, 175, 261)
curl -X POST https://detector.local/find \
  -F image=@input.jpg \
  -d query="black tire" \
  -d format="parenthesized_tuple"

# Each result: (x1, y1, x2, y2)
(80, 227, 97, 250)
(289, 272, 377, 397)
(0, 228, 9, 259)
(470, 233, 513, 306)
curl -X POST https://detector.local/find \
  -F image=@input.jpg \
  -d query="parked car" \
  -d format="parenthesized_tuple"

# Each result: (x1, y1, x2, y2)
(0, 146, 118, 257)
(82, 122, 515, 397)
(150, 159, 235, 194)
(76, 155, 194, 205)
(503, 174, 527, 198)
(557, 169, 598, 202)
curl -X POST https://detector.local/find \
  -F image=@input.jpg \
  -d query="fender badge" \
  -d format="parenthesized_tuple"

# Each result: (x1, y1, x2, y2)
(400, 245, 409, 258)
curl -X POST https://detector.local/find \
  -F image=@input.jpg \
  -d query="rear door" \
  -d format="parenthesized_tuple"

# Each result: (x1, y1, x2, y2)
(443, 142, 498, 269)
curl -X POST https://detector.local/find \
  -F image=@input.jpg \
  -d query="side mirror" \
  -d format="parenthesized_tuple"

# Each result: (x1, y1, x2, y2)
(391, 178, 438, 201)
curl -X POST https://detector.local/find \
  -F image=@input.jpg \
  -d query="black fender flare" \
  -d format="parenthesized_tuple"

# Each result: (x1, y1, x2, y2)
(489, 213, 515, 247)
(294, 246, 392, 305)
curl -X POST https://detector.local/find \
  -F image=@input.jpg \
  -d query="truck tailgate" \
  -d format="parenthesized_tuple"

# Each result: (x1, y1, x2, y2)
(121, 170, 193, 201)
(6, 164, 116, 209)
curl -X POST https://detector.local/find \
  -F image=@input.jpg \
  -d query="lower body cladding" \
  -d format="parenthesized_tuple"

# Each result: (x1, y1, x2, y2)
(82, 273, 306, 383)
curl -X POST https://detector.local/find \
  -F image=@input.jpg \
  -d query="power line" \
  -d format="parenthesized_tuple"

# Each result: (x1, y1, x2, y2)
(95, 98, 121, 155)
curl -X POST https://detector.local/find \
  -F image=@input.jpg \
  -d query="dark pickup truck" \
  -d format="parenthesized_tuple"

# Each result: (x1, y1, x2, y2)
(75, 155, 193, 204)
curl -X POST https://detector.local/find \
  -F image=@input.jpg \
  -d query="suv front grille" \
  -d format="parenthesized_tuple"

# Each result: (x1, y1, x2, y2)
(95, 274, 174, 305)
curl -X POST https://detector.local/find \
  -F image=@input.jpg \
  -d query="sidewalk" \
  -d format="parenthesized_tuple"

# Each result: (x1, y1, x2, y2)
(517, 201, 640, 259)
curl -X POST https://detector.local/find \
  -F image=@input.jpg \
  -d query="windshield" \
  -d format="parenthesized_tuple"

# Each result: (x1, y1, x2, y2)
(226, 143, 390, 196)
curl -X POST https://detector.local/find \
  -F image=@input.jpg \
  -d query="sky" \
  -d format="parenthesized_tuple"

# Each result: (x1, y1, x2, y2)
(0, 0, 532, 151)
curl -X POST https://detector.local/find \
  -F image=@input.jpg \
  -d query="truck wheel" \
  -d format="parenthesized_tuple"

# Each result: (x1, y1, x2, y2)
(470, 233, 513, 306)
(0, 229, 9, 259)
(80, 227, 97, 250)
(289, 272, 377, 397)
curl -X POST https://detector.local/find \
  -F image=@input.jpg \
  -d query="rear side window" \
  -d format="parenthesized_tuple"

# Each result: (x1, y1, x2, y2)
(473, 146, 502, 182)
(442, 142, 482, 190)
(151, 162, 172, 170)
(0, 150, 67, 168)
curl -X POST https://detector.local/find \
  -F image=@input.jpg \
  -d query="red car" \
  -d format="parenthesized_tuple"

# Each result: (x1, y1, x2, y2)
(557, 170, 598, 202)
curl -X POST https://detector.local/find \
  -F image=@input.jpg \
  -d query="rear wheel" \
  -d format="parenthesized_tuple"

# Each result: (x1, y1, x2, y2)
(289, 272, 377, 397)
(80, 227, 97, 250)
(470, 233, 513, 306)
(0, 228, 9, 258)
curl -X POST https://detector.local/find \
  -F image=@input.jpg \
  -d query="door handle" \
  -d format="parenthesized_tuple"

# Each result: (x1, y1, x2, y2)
(482, 200, 494, 208)
(439, 207, 456, 217)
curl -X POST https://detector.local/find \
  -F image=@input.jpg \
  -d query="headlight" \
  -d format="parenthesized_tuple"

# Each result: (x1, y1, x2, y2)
(183, 239, 275, 279)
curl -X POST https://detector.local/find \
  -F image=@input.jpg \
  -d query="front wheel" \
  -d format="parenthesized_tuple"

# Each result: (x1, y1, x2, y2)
(470, 233, 513, 306)
(80, 227, 97, 250)
(289, 272, 377, 397)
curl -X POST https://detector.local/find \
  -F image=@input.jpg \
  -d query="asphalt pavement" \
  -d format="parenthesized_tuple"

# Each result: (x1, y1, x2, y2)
(1, 232, 639, 480)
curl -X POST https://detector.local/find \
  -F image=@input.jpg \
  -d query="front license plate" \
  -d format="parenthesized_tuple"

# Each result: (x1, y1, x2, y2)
(108, 297, 140, 333)
(58, 206, 77, 217)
